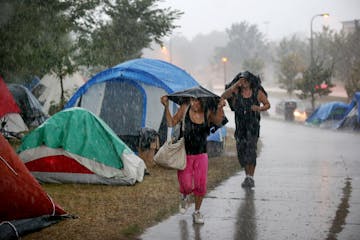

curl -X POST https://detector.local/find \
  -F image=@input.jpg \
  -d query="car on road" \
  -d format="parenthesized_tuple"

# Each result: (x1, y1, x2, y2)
(275, 99, 312, 122)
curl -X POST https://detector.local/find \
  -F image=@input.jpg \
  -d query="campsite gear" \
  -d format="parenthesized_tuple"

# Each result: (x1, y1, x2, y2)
(306, 101, 349, 128)
(8, 83, 47, 127)
(153, 108, 187, 170)
(64, 58, 199, 151)
(0, 134, 68, 239)
(225, 71, 267, 111)
(138, 127, 160, 168)
(337, 92, 360, 131)
(18, 107, 146, 185)
(0, 77, 28, 136)
(207, 126, 227, 158)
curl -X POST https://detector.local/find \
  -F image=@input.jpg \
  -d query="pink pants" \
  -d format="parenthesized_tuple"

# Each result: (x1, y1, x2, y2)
(177, 153, 208, 197)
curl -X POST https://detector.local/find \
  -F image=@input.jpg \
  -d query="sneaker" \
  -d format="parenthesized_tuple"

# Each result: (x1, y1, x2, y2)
(192, 211, 205, 224)
(241, 177, 251, 188)
(179, 195, 189, 214)
(248, 177, 255, 188)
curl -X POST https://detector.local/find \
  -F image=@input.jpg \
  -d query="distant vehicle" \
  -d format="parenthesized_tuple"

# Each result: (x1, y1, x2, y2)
(275, 99, 312, 122)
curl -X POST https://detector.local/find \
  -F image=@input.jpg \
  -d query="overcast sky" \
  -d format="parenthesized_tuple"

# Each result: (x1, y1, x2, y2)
(158, 0, 360, 41)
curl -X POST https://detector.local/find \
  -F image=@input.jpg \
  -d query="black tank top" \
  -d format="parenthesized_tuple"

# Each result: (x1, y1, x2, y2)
(183, 107, 210, 155)
(234, 89, 260, 137)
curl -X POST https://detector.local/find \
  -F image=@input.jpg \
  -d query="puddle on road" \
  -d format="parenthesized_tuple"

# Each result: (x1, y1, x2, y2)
(326, 177, 352, 240)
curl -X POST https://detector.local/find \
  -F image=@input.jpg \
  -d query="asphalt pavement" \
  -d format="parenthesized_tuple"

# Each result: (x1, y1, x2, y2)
(140, 118, 360, 240)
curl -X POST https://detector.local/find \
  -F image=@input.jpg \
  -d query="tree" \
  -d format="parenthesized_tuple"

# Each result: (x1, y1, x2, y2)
(0, 1, 99, 82)
(332, 20, 360, 99)
(0, 1, 55, 82)
(242, 57, 265, 76)
(77, 0, 182, 70)
(0, 0, 181, 110)
(278, 53, 304, 95)
(214, 21, 268, 79)
(296, 59, 333, 110)
(276, 35, 307, 95)
(314, 27, 337, 70)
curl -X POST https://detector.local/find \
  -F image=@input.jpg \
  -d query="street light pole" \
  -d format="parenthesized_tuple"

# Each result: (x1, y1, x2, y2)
(310, 13, 329, 64)
(221, 57, 228, 88)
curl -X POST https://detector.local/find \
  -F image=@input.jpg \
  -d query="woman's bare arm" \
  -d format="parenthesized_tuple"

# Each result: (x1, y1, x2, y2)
(161, 96, 187, 127)
(251, 90, 270, 112)
(221, 81, 241, 100)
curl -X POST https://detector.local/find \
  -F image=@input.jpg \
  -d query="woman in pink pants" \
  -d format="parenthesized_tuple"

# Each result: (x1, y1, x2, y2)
(160, 95, 225, 224)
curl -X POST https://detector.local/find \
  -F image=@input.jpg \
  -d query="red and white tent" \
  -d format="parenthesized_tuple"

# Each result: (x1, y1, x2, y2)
(0, 76, 28, 135)
(0, 134, 68, 239)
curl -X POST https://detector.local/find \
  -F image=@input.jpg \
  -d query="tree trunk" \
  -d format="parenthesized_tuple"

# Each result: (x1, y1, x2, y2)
(60, 75, 65, 108)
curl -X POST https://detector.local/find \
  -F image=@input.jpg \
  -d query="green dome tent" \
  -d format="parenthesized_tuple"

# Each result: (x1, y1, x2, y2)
(18, 107, 146, 185)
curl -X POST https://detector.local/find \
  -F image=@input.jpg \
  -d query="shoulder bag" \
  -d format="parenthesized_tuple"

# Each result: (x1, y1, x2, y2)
(153, 108, 187, 170)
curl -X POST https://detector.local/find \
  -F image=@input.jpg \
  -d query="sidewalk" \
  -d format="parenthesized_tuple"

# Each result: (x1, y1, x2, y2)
(140, 119, 360, 240)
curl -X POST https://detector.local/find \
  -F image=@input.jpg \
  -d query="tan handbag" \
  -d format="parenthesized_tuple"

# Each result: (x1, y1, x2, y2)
(153, 108, 187, 170)
(153, 137, 186, 170)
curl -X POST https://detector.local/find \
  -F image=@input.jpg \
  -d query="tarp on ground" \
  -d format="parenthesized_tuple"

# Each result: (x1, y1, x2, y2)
(305, 101, 349, 128)
(0, 76, 28, 135)
(337, 92, 360, 131)
(17, 107, 146, 185)
(8, 83, 47, 128)
(0, 134, 68, 239)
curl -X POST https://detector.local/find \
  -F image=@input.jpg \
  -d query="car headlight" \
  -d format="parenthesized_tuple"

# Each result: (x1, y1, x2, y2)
(293, 110, 307, 120)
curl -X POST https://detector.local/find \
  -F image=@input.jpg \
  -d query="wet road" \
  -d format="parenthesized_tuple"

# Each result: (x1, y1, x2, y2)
(140, 118, 360, 240)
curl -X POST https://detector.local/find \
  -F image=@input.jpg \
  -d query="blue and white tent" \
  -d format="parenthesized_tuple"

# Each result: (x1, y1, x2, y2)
(65, 58, 199, 150)
(305, 101, 349, 129)
(337, 92, 360, 131)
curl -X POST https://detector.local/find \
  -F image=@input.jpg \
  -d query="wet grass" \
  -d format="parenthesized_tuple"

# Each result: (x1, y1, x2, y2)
(21, 129, 241, 240)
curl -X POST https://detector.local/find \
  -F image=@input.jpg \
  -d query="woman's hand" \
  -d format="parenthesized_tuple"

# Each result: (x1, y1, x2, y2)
(218, 98, 226, 108)
(251, 105, 262, 112)
(161, 96, 169, 107)
(234, 80, 243, 89)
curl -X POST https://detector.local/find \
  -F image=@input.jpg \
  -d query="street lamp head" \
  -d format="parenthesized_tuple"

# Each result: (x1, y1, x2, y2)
(221, 57, 228, 63)
(312, 13, 330, 22)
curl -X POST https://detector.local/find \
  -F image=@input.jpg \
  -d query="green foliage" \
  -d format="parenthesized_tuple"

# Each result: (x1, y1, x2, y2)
(214, 21, 268, 78)
(77, 0, 182, 70)
(121, 224, 142, 237)
(242, 58, 265, 76)
(345, 60, 360, 99)
(313, 22, 360, 99)
(333, 21, 360, 98)
(313, 27, 337, 69)
(0, 0, 181, 114)
(276, 35, 307, 96)
(0, 1, 98, 83)
(296, 59, 333, 110)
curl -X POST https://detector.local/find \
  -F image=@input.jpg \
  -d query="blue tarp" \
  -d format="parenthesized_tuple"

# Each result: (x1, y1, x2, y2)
(207, 127, 227, 142)
(337, 92, 360, 130)
(306, 101, 349, 126)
